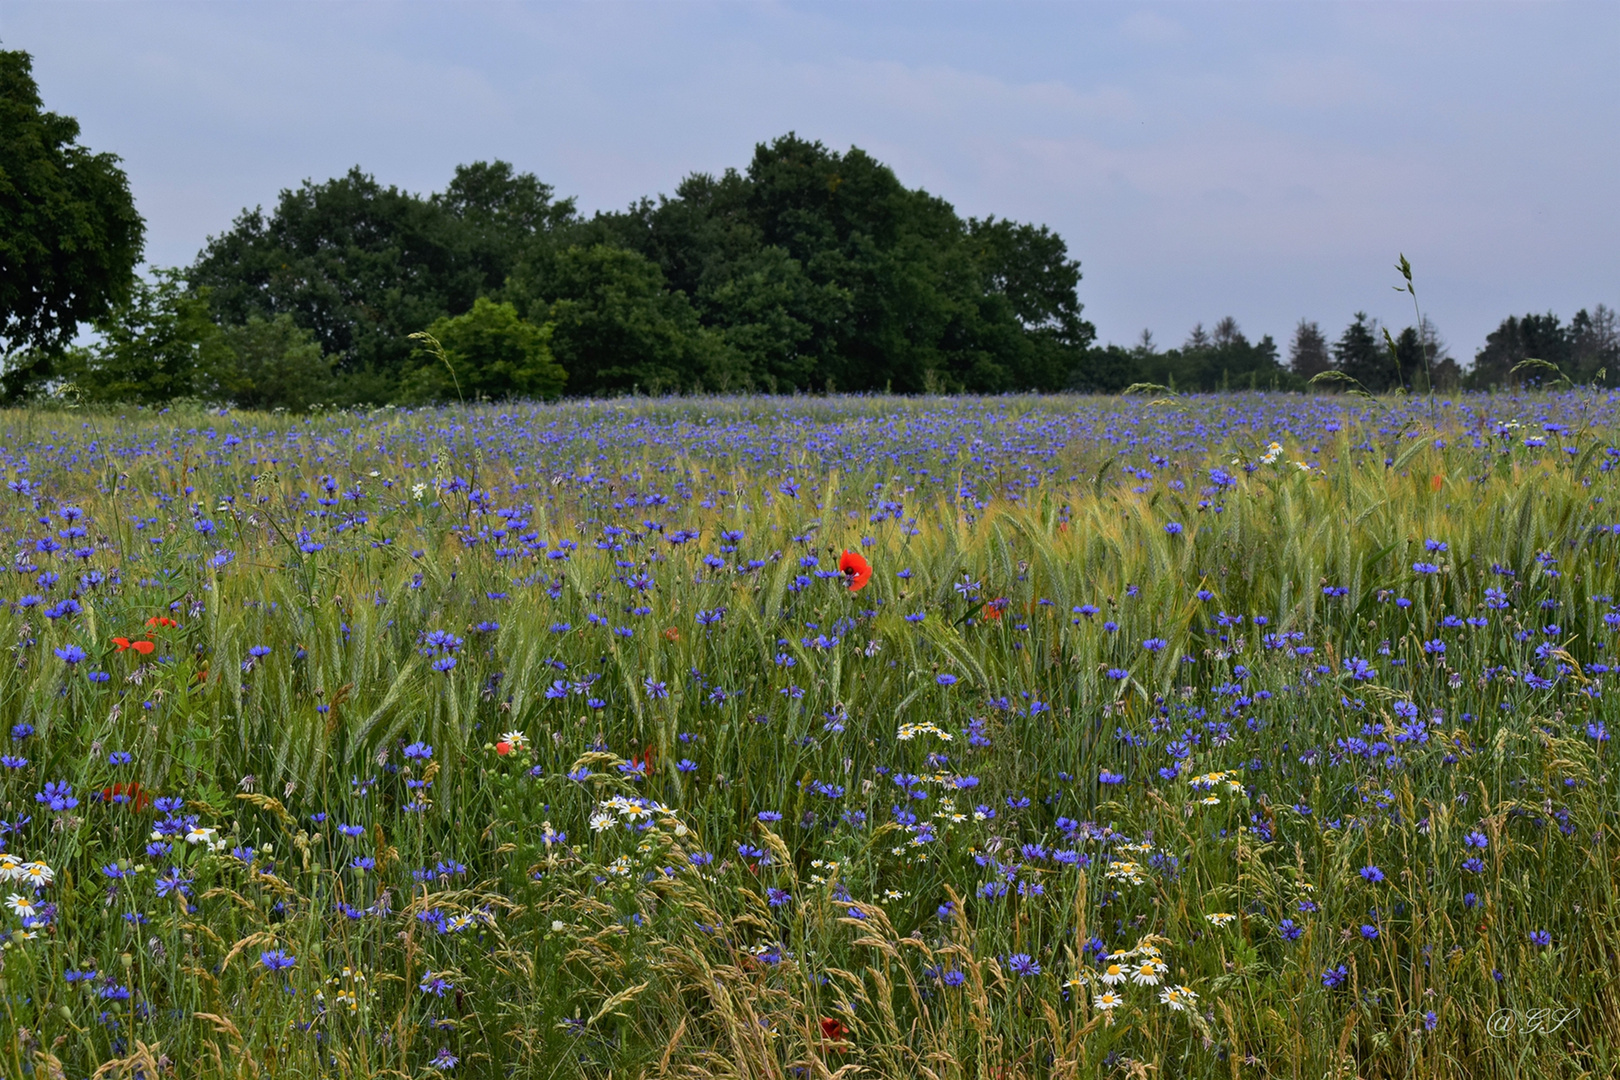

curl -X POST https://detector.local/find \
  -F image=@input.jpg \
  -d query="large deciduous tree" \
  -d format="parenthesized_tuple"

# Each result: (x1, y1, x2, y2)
(190, 161, 573, 403)
(0, 47, 144, 397)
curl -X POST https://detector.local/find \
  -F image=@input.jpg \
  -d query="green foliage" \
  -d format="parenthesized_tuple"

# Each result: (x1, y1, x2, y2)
(515, 244, 733, 396)
(404, 297, 564, 402)
(189, 162, 573, 401)
(1468, 306, 1619, 389)
(0, 48, 144, 389)
(211, 314, 334, 411)
(188, 136, 1097, 401)
(56, 269, 228, 404)
(1333, 311, 1393, 392)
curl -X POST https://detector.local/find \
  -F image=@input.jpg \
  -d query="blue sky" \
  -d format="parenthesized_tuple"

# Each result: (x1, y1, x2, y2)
(5, 1, 1616, 361)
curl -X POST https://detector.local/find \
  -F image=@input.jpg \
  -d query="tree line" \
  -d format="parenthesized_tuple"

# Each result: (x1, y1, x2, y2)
(3, 46, 1615, 408)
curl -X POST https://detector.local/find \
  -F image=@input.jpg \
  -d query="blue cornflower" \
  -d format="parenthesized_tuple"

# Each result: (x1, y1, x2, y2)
(260, 949, 296, 971)
(1006, 953, 1041, 977)
(1359, 865, 1385, 884)
(36, 781, 78, 812)
(936, 674, 958, 686)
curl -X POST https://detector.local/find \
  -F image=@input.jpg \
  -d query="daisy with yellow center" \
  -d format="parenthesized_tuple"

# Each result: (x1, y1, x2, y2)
(1094, 990, 1124, 1010)
(1100, 962, 1127, 985)
(1159, 985, 1199, 1011)
(1205, 912, 1236, 927)
(1131, 961, 1164, 986)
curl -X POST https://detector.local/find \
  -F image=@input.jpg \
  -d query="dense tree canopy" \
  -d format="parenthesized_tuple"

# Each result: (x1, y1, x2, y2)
(1467, 306, 1618, 388)
(185, 135, 1097, 403)
(0, 47, 144, 394)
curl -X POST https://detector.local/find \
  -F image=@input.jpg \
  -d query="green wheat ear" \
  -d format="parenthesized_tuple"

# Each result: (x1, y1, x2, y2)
(408, 330, 464, 406)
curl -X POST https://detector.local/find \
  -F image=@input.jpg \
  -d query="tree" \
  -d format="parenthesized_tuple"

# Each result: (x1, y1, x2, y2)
(1467, 312, 1572, 389)
(190, 162, 569, 402)
(1137, 318, 1289, 391)
(1289, 319, 1332, 380)
(209, 314, 333, 411)
(0, 48, 144, 395)
(404, 297, 564, 402)
(515, 244, 734, 396)
(1333, 313, 1391, 391)
(1570, 304, 1618, 383)
(55, 268, 228, 404)
(580, 134, 1092, 393)
(1393, 315, 1456, 392)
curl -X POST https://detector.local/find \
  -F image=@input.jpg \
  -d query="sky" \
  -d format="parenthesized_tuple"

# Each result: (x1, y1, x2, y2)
(5, 0, 1617, 362)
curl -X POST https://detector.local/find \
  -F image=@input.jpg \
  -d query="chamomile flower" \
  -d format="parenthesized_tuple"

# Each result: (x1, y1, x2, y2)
(1206, 912, 1237, 927)
(1131, 960, 1166, 986)
(6, 893, 37, 918)
(185, 825, 217, 845)
(589, 811, 616, 832)
(19, 862, 53, 887)
(1099, 961, 1128, 985)
(1094, 990, 1124, 1011)
(1159, 985, 1198, 1011)
(499, 730, 530, 752)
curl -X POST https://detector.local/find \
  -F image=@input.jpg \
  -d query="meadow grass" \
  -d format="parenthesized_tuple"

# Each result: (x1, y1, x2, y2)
(1, 391, 1618, 1079)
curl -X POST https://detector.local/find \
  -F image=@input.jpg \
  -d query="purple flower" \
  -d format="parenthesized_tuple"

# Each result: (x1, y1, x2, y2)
(260, 949, 296, 971)
(35, 781, 78, 812)
(1359, 865, 1385, 884)
(1006, 953, 1041, 976)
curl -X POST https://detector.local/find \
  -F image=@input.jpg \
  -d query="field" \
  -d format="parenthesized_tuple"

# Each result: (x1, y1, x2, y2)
(2, 391, 1619, 1080)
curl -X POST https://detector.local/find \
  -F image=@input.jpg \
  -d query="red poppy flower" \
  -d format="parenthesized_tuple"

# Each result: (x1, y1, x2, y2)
(632, 744, 657, 775)
(100, 782, 151, 811)
(147, 616, 179, 628)
(820, 1017, 850, 1044)
(113, 637, 155, 655)
(982, 598, 1008, 622)
(495, 741, 513, 756)
(838, 551, 872, 592)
